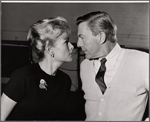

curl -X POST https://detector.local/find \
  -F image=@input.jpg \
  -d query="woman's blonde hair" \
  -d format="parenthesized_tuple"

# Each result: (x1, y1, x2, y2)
(27, 16, 71, 60)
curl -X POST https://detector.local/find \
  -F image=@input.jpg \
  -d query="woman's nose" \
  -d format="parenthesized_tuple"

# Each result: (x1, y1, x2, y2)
(69, 42, 74, 50)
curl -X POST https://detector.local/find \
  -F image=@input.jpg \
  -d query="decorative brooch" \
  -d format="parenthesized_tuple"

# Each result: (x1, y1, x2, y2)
(39, 79, 48, 90)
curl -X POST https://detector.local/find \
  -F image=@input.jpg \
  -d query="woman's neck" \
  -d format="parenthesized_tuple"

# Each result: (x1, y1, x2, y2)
(38, 59, 62, 76)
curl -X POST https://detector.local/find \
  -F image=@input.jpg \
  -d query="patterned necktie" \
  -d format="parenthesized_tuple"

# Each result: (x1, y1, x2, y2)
(95, 58, 107, 94)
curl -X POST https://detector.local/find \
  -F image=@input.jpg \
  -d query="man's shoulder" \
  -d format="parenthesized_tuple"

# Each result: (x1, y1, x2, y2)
(124, 49, 149, 66)
(126, 49, 148, 59)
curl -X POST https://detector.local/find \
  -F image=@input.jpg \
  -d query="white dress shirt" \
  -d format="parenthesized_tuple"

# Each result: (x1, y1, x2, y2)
(93, 43, 124, 86)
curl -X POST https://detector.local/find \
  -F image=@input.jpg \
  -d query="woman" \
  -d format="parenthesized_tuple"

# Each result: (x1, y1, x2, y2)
(1, 16, 74, 121)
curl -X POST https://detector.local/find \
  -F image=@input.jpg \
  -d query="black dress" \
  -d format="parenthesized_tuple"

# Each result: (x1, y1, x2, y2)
(3, 63, 71, 120)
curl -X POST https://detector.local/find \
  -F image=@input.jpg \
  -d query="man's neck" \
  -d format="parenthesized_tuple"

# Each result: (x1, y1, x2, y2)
(102, 41, 116, 56)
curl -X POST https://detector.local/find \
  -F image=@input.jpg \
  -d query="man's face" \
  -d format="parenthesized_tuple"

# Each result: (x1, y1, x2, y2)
(77, 22, 101, 59)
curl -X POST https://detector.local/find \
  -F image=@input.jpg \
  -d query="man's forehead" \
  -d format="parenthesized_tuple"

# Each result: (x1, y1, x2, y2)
(78, 22, 87, 29)
(78, 22, 90, 34)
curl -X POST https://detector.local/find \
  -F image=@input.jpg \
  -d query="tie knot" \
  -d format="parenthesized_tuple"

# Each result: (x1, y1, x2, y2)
(100, 58, 107, 65)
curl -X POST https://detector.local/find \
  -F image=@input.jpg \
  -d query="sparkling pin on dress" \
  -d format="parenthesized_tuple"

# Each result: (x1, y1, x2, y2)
(39, 79, 48, 90)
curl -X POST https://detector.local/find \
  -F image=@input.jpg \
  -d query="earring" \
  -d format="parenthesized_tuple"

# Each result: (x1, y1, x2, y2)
(51, 53, 54, 57)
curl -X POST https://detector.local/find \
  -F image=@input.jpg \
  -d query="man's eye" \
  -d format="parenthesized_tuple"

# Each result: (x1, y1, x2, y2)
(80, 36, 84, 40)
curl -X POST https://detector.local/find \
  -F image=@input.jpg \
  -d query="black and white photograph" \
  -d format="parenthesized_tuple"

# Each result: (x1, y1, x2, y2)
(1, 1, 149, 121)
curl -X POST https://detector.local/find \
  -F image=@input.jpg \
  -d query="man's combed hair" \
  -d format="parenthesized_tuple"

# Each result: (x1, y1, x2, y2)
(27, 17, 71, 60)
(76, 11, 117, 43)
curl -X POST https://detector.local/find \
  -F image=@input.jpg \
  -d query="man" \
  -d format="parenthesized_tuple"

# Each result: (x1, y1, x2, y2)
(76, 11, 149, 121)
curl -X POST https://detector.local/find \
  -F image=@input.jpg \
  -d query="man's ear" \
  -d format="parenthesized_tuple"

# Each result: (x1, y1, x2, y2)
(100, 32, 106, 44)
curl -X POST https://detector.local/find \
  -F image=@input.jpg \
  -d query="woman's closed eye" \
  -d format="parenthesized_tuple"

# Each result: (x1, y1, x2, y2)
(64, 38, 69, 44)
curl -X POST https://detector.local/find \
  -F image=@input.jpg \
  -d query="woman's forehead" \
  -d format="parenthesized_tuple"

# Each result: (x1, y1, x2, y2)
(59, 32, 68, 39)
(54, 32, 68, 44)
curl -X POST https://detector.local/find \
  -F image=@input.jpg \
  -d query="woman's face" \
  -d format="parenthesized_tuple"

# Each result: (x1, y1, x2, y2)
(52, 33, 74, 63)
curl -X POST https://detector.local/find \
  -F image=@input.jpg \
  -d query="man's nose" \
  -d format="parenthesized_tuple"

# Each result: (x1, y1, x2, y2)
(77, 39, 82, 47)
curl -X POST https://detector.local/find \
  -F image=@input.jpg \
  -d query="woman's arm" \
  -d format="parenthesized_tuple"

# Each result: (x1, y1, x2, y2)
(1, 93, 17, 121)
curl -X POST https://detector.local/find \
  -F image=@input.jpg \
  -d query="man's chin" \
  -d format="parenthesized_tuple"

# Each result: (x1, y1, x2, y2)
(85, 54, 92, 59)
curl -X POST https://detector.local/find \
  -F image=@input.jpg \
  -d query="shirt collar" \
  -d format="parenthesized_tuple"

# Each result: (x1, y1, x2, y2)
(105, 43, 122, 68)
(93, 43, 122, 69)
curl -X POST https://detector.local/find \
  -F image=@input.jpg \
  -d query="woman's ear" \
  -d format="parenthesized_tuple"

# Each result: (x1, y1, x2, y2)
(45, 42, 50, 53)
(46, 46, 55, 57)
(45, 41, 55, 57)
